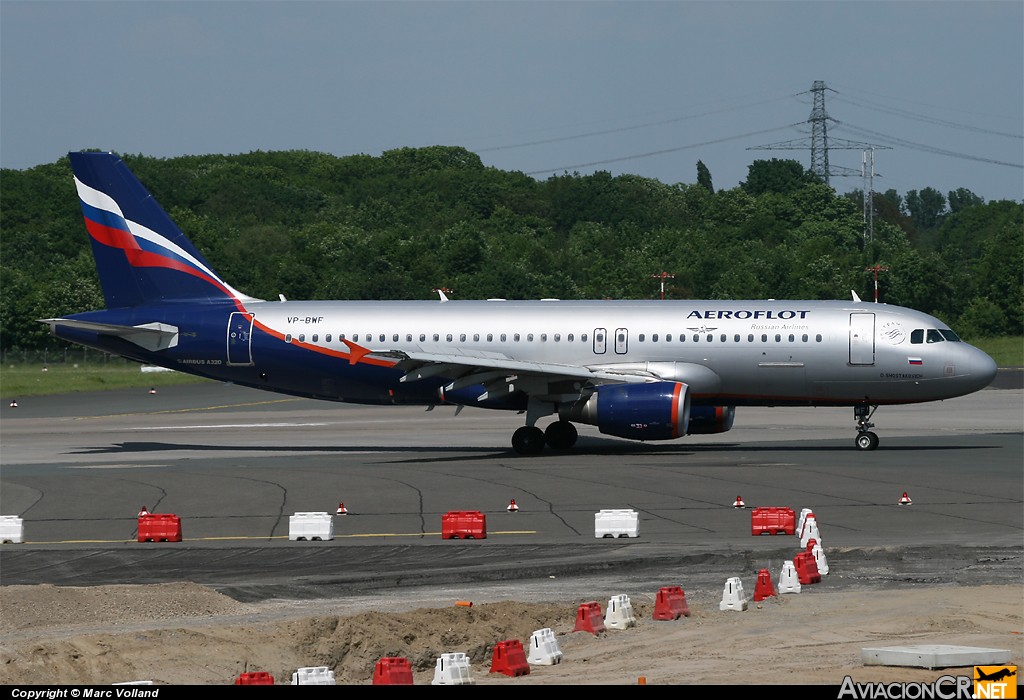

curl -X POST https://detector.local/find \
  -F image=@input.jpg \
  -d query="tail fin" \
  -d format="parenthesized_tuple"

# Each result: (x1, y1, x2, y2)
(69, 151, 255, 308)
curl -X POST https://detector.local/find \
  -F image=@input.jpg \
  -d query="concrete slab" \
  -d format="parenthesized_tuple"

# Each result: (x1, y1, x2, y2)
(861, 645, 1013, 669)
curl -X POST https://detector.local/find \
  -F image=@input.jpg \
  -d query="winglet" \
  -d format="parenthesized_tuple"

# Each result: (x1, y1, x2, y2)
(341, 339, 373, 365)
(851, 290, 862, 302)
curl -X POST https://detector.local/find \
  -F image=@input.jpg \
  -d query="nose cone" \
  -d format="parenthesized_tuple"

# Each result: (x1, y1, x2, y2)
(968, 346, 998, 391)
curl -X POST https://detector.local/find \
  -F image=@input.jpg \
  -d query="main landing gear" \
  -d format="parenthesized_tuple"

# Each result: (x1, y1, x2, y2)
(854, 404, 879, 451)
(511, 421, 578, 455)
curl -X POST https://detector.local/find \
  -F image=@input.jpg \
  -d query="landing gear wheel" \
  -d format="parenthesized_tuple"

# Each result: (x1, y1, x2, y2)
(512, 426, 545, 455)
(855, 431, 879, 451)
(544, 421, 578, 450)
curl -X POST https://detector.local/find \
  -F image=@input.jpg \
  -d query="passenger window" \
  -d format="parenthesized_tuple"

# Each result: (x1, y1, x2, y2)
(802, 334, 808, 342)
(298, 334, 305, 342)
(419, 334, 426, 342)
(514, 334, 521, 342)
(460, 334, 466, 342)
(666, 334, 672, 342)
(567, 334, 574, 342)
(540, 334, 547, 341)
(339, 333, 346, 340)
(775, 334, 781, 342)
(761, 334, 768, 342)
(927, 329, 943, 343)
(406, 334, 412, 342)
(379, 334, 385, 342)
(527, 334, 534, 342)
(706, 335, 712, 342)
(433, 334, 439, 342)
(582, 334, 588, 342)
(748, 334, 754, 342)
(639, 334, 646, 342)
(285, 334, 292, 343)
(816, 334, 822, 342)
(446, 334, 453, 342)
(554, 334, 560, 342)
(788, 334, 794, 342)
(487, 334, 493, 342)
(500, 333, 506, 342)
(473, 334, 479, 342)
(693, 335, 699, 342)
(720, 334, 726, 342)
(734, 334, 740, 342)
(393, 334, 399, 342)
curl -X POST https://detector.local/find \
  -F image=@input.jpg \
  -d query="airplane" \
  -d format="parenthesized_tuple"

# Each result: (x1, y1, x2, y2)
(41, 151, 998, 455)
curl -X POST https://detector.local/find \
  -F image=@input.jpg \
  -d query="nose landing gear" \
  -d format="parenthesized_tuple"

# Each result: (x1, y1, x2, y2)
(854, 404, 879, 451)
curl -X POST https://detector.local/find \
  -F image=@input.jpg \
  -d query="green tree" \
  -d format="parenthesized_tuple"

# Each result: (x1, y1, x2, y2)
(696, 160, 714, 194)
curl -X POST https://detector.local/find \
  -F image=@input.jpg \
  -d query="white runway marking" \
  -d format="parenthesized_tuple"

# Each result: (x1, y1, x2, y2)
(132, 423, 330, 430)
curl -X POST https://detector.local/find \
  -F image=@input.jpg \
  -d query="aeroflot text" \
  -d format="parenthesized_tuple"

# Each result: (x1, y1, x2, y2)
(11, 691, 158, 699)
(687, 310, 810, 320)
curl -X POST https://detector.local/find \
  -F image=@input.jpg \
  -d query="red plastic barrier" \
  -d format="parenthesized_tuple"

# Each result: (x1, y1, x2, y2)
(235, 671, 274, 685)
(137, 513, 182, 542)
(753, 568, 777, 601)
(653, 586, 691, 620)
(750, 507, 796, 535)
(441, 510, 487, 539)
(572, 601, 606, 635)
(489, 639, 531, 677)
(373, 657, 414, 685)
(793, 551, 822, 584)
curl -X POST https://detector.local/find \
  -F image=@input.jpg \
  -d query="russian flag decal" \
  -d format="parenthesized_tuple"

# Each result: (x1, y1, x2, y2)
(908, 357, 923, 365)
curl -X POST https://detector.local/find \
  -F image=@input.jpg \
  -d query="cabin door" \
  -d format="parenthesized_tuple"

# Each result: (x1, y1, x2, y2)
(849, 313, 875, 365)
(227, 312, 254, 366)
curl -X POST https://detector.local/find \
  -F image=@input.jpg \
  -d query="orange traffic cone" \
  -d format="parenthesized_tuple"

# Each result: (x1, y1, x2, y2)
(336, 502, 348, 515)
(899, 492, 912, 506)
(507, 498, 519, 512)
(733, 495, 745, 508)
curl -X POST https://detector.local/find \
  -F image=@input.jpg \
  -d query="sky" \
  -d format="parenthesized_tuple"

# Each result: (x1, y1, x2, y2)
(2, 1, 1022, 204)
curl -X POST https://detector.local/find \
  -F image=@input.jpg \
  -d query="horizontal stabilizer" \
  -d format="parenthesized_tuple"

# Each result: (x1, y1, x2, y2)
(40, 319, 179, 351)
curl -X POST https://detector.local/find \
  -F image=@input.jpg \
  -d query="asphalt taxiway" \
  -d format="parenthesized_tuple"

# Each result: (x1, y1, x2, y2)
(1, 379, 1021, 602)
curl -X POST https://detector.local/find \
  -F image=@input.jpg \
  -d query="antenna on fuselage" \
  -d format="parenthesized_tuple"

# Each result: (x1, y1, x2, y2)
(432, 287, 452, 302)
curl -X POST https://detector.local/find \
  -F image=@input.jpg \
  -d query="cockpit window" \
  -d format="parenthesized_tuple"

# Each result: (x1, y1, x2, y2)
(911, 329, 923, 344)
(939, 329, 961, 342)
(927, 329, 944, 343)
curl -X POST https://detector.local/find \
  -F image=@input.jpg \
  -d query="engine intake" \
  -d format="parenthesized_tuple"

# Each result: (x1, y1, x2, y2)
(565, 381, 690, 441)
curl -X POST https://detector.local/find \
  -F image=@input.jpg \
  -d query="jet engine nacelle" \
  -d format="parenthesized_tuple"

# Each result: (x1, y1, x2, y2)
(686, 405, 736, 434)
(566, 381, 690, 441)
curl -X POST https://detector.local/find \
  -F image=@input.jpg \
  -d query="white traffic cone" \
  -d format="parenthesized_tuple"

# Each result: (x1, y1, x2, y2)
(336, 502, 348, 515)
(733, 495, 745, 508)
(138, 506, 150, 518)
(507, 499, 519, 512)
(149, 387, 157, 395)
(9, 399, 17, 408)
(899, 492, 912, 506)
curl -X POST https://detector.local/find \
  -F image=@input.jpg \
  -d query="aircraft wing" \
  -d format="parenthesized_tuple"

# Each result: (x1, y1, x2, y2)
(343, 340, 655, 395)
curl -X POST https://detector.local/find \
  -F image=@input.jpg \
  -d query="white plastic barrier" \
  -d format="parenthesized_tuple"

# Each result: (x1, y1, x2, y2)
(800, 518, 822, 548)
(291, 666, 336, 685)
(778, 560, 802, 593)
(719, 576, 748, 611)
(0, 515, 24, 543)
(431, 652, 475, 685)
(604, 593, 637, 630)
(594, 509, 639, 538)
(797, 508, 815, 536)
(527, 628, 563, 666)
(811, 543, 829, 575)
(288, 512, 334, 541)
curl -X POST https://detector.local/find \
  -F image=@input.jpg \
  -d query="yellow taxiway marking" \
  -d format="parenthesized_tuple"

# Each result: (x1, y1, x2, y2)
(19, 530, 538, 544)
(75, 398, 302, 420)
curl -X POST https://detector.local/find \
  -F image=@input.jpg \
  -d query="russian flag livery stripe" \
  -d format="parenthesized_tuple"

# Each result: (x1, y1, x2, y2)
(69, 152, 255, 309)
(908, 357, 923, 365)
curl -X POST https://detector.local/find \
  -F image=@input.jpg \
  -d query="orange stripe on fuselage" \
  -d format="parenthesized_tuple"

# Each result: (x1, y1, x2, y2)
(250, 319, 396, 368)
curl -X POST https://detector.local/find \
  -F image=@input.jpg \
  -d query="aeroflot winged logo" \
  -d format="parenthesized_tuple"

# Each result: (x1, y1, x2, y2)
(687, 309, 811, 320)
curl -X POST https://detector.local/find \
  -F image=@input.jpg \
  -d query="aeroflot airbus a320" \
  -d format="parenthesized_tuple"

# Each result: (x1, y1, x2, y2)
(43, 151, 998, 454)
